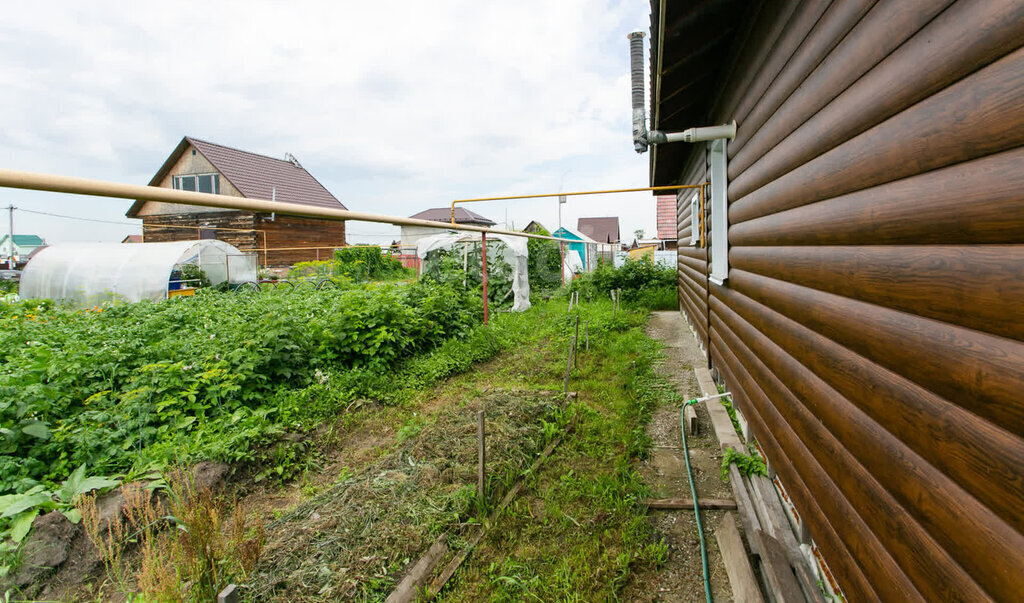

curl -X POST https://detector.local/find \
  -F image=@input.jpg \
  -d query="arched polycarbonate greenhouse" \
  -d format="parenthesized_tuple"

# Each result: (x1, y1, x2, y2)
(19, 240, 258, 306)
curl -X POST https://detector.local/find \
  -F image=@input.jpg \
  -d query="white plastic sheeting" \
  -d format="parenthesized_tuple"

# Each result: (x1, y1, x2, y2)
(416, 232, 531, 312)
(564, 250, 584, 279)
(19, 240, 257, 306)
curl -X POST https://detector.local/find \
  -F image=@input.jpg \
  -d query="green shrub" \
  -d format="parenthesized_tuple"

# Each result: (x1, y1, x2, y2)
(567, 258, 676, 310)
(526, 227, 563, 292)
(288, 246, 411, 283)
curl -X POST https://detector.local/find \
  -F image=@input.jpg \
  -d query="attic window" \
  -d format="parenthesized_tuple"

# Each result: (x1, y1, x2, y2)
(173, 173, 220, 194)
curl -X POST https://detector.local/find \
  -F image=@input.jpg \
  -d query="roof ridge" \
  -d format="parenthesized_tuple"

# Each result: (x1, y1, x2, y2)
(185, 136, 300, 167)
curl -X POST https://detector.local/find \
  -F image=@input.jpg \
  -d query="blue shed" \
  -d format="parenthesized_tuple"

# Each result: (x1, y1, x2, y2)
(552, 227, 598, 271)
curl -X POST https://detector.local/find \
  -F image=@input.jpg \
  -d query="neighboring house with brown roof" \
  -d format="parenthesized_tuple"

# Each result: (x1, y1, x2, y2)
(577, 217, 620, 245)
(127, 136, 346, 267)
(655, 195, 678, 250)
(577, 217, 621, 266)
(400, 207, 495, 247)
(121, 234, 143, 244)
(522, 220, 549, 235)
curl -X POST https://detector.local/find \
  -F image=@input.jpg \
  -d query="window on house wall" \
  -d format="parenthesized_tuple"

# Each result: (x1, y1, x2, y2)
(709, 138, 728, 284)
(173, 173, 220, 194)
(689, 193, 700, 247)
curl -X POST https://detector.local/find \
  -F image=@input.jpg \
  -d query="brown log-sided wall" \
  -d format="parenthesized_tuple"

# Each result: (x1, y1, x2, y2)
(142, 212, 347, 267)
(667, 0, 1024, 599)
(258, 215, 347, 267)
(142, 212, 258, 251)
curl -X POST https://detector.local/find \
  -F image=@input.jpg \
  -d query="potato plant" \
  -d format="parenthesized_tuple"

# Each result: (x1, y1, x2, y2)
(0, 282, 482, 495)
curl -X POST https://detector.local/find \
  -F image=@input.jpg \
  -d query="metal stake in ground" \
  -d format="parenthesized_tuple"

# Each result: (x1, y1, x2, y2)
(574, 315, 580, 368)
(217, 584, 238, 603)
(481, 232, 489, 325)
(563, 335, 576, 394)
(477, 410, 486, 502)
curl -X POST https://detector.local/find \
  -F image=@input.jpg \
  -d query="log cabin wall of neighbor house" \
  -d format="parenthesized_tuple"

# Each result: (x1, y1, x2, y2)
(141, 212, 259, 251)
(668, 0, 1024, 599)
(142, 213, 347, 267)
(257, 214, 347, 266)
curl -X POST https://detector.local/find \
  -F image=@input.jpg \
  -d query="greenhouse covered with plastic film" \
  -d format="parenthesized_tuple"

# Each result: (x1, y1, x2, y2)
(416, 232, 531, 312)
(19, 240, 258, 307)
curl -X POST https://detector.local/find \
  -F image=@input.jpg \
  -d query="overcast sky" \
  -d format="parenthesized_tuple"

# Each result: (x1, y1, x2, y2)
(0, 1, 661, 246)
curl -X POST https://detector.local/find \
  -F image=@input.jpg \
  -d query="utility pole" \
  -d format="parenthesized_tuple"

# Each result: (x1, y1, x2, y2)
(6, 205, 14, 270)
(558, 194, 566, 285)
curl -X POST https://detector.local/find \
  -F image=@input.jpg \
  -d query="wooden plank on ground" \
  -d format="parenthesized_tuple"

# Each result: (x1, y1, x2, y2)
(645, 498, 737, 510)
(715, 513, 764, 603)
(386, 535, 449, 603)
(217, 585, 238, 603)
(728, 465, 762, 556)
(685, 404, 698, 435)
(754, 529, 805, 603)
(749, 475, 827, 601)
(747, 474, 788, 540)
(694, 367, 743, 451)
(749, 475, 824, 603)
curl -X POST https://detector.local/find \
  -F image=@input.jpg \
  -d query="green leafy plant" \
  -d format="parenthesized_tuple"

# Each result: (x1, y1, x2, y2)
(176, 263, 211, 289)
(720, 447, 767, 480)
(0, 281, 481, 496)
(421, 240, 517, 308)
(720, 395, 742, 435)
(0, 464, 118, 576)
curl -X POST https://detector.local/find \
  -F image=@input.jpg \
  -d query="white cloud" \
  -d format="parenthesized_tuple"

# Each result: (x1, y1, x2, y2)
(0, 0, 663, 246)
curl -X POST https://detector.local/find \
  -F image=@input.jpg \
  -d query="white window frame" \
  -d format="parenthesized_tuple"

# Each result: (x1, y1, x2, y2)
(709, 138, 728, 285)
(173, 173, 220, 194)
(689, 193, 699, 247)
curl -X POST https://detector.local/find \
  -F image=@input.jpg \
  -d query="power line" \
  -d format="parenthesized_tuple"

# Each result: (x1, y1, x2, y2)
(15, 207, 140, 227)
(16, 207, 402, 239)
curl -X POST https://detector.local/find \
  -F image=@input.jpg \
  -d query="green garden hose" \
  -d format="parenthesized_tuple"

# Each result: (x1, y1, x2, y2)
(682, 398, 714, 603)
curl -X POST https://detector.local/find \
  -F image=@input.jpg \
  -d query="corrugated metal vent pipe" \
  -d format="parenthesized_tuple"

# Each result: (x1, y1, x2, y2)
(628, 30, 736, 154)
(628, 31, 649, 153)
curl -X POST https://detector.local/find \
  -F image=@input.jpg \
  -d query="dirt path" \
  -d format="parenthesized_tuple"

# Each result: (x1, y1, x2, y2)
(625, 311, 734, 602)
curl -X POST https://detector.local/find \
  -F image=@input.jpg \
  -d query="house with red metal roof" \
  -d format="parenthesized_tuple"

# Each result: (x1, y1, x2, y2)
(126, 136, 346, 266)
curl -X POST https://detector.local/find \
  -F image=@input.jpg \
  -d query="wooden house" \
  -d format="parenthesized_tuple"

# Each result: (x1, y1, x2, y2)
(522, 220, 549, 235)
(127, 137, 346, 267)
(646, 1, 1024, 600)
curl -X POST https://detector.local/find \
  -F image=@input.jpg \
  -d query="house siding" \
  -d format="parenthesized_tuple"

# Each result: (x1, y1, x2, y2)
(142, 212, 259, 252)
(142, 212, 346, 267)
(671, 1, 1024, 600)
(259, 215, 347, 267)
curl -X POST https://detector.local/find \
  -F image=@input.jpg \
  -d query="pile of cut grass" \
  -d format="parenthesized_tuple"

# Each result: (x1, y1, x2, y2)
(247, 389, 565, 601)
